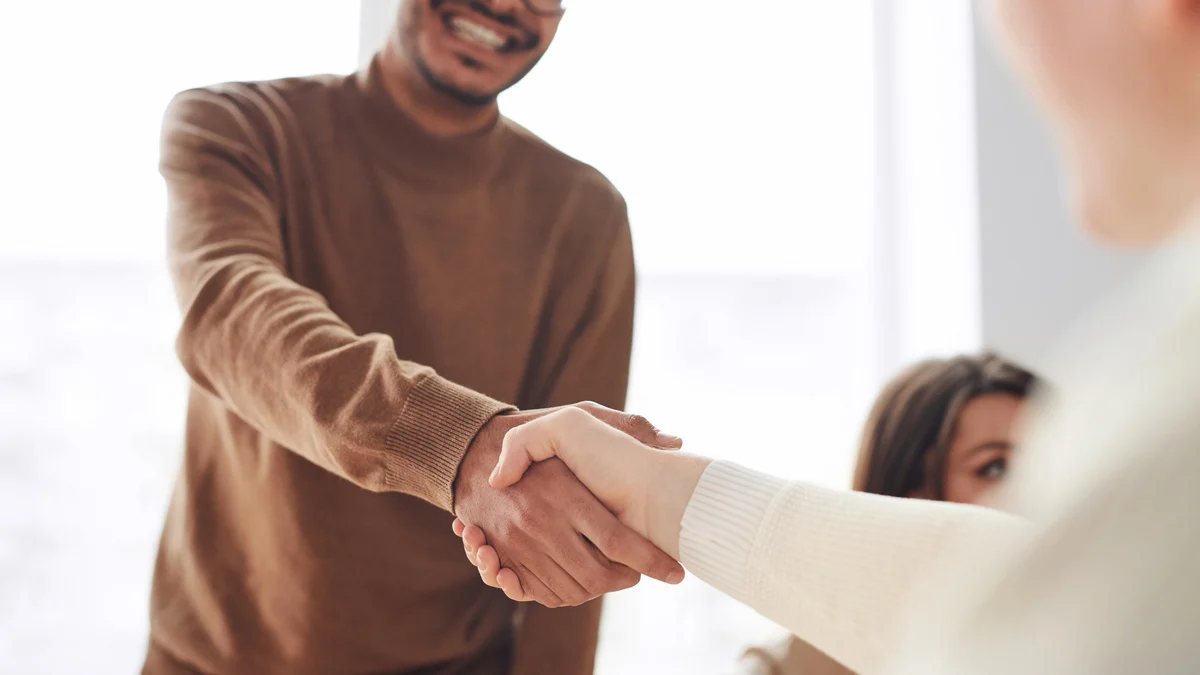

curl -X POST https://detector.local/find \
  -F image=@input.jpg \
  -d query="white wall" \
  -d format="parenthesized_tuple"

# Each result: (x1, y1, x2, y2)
(873, 0, 983, 376)
(354, 2, 1146, 376)
(873, 2, 1147, 380)
(972, 14, 1145, 373)
(360, 0, 398, 66)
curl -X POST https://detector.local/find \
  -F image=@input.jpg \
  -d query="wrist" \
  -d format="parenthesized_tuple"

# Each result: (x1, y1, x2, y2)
(452, 414, 507, 514)
(644, 452, 712, 560)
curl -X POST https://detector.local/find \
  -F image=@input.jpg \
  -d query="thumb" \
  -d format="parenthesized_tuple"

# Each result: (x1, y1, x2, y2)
(489, 409, 576, 488)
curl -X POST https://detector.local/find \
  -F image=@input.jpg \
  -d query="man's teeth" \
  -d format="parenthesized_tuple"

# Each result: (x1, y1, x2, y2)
(450, 17, 505, 49)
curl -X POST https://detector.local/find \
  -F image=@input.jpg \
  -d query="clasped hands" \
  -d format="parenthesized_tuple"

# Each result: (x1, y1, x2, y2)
(452, 403, 711, 607)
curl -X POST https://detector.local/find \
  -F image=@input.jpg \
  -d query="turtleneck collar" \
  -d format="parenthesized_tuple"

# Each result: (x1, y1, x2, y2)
(350, 55, 509, 185)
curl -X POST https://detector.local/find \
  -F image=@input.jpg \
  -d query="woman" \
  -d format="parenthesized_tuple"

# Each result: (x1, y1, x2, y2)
(457, 0, 1200, 672)
(738, 353, 1038, 675)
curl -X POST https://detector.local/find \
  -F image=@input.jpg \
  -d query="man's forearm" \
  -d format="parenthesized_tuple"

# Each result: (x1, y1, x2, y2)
(164, 90, 512, 510)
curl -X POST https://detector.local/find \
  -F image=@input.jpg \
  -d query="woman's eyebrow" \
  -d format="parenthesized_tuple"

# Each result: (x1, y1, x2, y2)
(968, 440, 1012, 455)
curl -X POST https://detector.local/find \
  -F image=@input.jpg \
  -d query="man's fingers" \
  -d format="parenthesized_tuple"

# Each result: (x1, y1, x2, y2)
(452, 517, 466, 538)
(548, 527, 638, 600)
(463, 524, 487, 551)
(574, 401, 682, 450)
(577, 508, 685, 585)
(464, 526, 562, 606)
(651, 431, 684, 451)
(513, 560, 569, 608)
(621, 411, 684, 450)
(476, 545, 502, 588)
(496, 567, 526, 602)
(533, 554, 594, 607)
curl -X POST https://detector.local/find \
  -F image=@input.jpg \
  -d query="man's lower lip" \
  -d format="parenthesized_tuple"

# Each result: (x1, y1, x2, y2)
(446, 35, 506, 64)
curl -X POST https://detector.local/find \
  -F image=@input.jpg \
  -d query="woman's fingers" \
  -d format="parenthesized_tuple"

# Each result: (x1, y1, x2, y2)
(492, 407, 612, 488)
(491, 408, 587, 488)
(452, 517, 466, 538)
(575, 501, 685, 585)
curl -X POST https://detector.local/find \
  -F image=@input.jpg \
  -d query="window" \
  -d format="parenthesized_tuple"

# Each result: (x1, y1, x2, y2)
(495, 1, 881, 670)
(1, 1, 894, 672)
(0, 2, 360, 263)
(0, 3, 360, 672)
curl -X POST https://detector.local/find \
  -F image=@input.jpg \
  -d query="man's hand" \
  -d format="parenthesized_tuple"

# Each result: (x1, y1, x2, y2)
(453, 402, 685, 608)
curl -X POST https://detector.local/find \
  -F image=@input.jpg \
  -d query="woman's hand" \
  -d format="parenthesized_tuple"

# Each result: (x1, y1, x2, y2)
(453, 407, 713, 602)
(492, 407, 665, 537)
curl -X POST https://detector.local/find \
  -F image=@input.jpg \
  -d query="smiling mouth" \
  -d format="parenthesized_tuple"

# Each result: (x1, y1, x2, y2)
(443, 13, 520, 53)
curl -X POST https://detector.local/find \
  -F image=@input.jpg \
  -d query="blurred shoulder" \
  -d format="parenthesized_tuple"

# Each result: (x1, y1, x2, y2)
(163, 72, 351, 142)
(501, 116, 629, 225)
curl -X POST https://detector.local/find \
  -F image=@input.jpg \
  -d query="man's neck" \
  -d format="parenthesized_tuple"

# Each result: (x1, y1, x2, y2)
(377, 44, 499, 139)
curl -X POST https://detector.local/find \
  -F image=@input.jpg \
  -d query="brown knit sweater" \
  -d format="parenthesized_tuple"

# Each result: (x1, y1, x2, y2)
(145, 57, 635, 675)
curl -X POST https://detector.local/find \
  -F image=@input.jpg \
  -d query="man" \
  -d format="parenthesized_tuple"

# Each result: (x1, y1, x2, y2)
(143, 0, 684, 673)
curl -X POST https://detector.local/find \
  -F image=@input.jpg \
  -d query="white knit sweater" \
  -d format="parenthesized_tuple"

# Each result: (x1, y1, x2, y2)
(680, 226, 1200, 675)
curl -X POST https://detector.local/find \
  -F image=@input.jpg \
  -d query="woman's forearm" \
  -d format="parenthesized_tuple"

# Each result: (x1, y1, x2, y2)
(643, 452, 714, 559)
(675, 461, 1029, 674)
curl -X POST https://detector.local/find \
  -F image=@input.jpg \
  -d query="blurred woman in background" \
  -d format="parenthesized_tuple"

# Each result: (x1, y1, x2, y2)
(738, 353, 1038, 675)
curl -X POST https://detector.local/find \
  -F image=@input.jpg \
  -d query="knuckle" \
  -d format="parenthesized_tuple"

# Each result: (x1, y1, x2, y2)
(558, 406, 592, 427)
(580, 570, 608, 597)
(623, 412, 654, 433)
(595, 528, 628, 559)
(512, 507, 541, 533)
(610, 565, 640, 591)
(502, 423, 527, 446)
(566, 491, 594, 514)
(595, 567, 631, 594)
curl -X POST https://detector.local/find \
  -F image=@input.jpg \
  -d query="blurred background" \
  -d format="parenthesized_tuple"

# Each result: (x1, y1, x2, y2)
(0, 1, 1143, 673)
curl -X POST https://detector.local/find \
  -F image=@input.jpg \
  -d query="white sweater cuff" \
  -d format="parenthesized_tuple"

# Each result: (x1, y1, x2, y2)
(679, 461, 790, 599)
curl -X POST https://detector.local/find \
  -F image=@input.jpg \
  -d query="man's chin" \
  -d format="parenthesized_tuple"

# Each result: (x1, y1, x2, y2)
(414, 56, 500, 107)
(429, 78, 499, 107)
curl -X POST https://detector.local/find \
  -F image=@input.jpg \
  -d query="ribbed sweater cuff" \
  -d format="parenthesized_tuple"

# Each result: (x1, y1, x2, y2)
(679, 461, 790, 600)
(383, 374, 515, 511)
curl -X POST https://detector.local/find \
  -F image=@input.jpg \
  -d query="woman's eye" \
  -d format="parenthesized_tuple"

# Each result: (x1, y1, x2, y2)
(977, 459, 1007, 480)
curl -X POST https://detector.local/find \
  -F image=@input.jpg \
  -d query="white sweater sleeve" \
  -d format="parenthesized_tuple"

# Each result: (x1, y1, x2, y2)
(679, 462, 1027, 675)
(678, 233, 1200, 675)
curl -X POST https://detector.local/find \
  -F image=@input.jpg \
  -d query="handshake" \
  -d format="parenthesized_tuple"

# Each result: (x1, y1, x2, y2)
(451, 403, 711, 607)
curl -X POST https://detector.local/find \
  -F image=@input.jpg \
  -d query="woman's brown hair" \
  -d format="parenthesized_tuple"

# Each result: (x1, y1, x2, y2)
(851, 352, 1039, 500)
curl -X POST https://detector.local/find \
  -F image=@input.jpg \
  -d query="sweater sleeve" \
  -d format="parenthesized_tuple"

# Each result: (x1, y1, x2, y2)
(161, 88, 511, 511)
(680, 462, 1028, 675)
